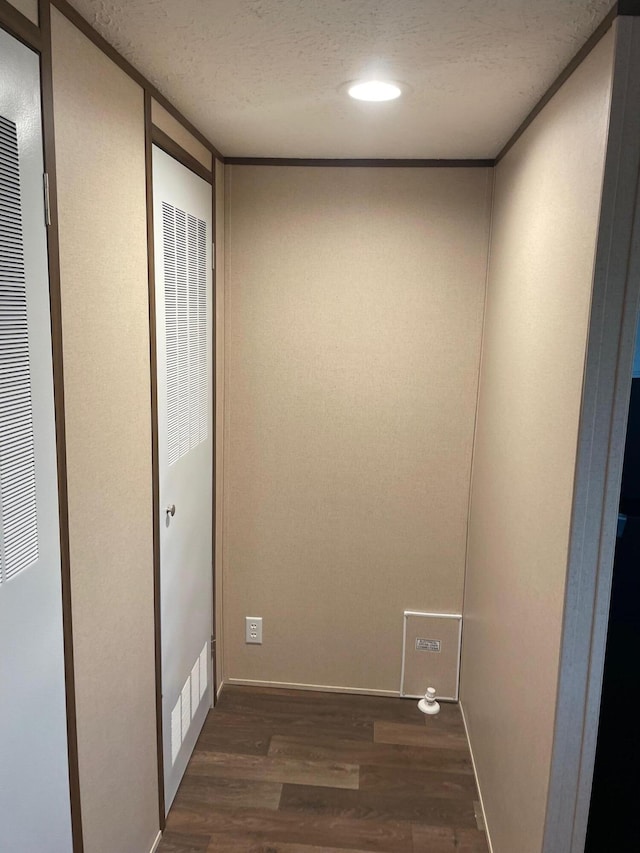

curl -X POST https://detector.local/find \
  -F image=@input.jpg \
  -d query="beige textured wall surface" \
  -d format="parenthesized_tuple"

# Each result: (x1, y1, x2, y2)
(224, 165, 491, 693)
(151, 99, 213, 172)
(6, 0, 38, 25)
(215, 157, 225, 688)
(51, 10, 159, 853)
(460, 31, 615, 853)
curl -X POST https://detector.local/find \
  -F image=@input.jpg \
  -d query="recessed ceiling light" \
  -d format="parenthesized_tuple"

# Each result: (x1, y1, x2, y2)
(347, 80, 402, 102)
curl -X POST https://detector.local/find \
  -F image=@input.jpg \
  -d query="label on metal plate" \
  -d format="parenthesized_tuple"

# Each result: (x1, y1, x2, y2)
(415, 638, 441, 652)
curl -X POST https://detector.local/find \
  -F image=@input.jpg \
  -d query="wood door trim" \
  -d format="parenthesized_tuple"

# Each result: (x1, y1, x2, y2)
(0, 0, 41, 51)
(225, 157, 495, 167)
(145, 92, 166, 829)
(150, 144, 217, 810)
(152, 124, 214, 185)
(38, 1, 83, 850)
(211, 158, 218, 705)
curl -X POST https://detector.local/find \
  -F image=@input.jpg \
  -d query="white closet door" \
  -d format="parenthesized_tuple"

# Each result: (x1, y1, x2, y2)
(153, 146, 213, 811)
(0, 28, 73, 853)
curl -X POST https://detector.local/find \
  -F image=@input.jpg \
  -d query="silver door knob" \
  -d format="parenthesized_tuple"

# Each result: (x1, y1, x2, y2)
(166, 504, 176, 517)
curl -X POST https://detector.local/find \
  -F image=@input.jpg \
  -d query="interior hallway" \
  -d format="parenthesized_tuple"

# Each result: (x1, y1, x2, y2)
(4, 3, 640, 852)
(159, 687, 488, 852)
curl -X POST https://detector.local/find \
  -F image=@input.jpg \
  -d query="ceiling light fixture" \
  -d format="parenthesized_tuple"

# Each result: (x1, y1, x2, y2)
(347, 80, 402, 102)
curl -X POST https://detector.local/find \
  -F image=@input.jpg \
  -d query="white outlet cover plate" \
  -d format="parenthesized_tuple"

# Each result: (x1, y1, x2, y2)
(245, 616, 263, 644)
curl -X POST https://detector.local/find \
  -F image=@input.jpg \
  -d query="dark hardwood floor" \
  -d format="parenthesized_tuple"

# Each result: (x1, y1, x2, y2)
(159, 685, 488, 852)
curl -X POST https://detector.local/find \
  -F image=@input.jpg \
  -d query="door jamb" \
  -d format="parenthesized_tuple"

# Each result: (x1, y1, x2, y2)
(0, 2, 90, 850)
(211, 158, 218, 707)
(543, 16, 640, 853)
(144, 90, 166, 829)
(146, 121, 218, 821)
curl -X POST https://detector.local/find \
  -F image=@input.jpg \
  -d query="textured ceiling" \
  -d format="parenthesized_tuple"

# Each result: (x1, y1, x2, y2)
(66, 0, 613, 158)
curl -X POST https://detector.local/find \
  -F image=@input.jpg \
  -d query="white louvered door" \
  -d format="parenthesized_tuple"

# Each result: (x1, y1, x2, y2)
(0, 29, 73, 852)
(153, 146, 213, 811)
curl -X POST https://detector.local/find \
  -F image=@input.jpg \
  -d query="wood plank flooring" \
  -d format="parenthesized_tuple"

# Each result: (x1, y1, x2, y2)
(159, 686, 488, 853)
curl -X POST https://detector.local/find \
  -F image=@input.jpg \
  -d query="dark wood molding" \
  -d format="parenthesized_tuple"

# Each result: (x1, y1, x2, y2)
(49, 0, 224, 162)
(618, 0, 640, 14)
(38, 1, 84, 850)
(152, 124, 213, 184)
(9, 1, 634, 178)
(225, 157, 495, 168)
(0, 0, 42, 50)
(144, 91, 166, 830)
(496, 5, 618, 163)
(211, 159, 218, 707)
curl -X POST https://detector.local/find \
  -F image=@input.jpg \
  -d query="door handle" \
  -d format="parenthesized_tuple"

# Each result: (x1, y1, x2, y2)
(166, 504, 176, 518)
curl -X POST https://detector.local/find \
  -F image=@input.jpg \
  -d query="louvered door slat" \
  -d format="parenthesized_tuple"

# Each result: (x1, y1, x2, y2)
(176, 208, 190, 459)
(188, 214, 199, 450)
(197, 219, 207, 441)
(0, 114, 38, 584)
(162, 201, 208, 466)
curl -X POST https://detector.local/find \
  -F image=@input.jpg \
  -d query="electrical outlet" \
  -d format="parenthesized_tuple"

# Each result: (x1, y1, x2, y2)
(245, 616, 262, 644)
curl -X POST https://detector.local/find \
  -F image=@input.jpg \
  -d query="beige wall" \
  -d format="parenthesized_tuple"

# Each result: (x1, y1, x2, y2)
(460, 31, 615, 853)
(223, 165, 492, 693)
(51, 10, 158, 853)
(151, 99, 213, 172)
(6, 0, 38, 25)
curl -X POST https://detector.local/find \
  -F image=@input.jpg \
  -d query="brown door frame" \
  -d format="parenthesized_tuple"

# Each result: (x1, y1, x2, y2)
(145, 105, 219, 825)
(0, 1, 84, 850)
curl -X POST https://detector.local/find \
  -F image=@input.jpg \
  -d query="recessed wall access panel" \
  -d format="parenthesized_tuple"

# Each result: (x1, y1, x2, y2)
(400, 611, 462, 701)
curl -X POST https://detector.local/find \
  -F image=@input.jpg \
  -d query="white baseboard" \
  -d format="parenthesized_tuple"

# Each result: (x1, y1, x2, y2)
(225, 677, 399, 698)
(216, 679, 224, 700)
(460, 701, 494, 853)
(148, 830, 162, 853)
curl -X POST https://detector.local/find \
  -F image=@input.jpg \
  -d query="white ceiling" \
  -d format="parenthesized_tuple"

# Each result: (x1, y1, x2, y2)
(67, 0, 613, 159)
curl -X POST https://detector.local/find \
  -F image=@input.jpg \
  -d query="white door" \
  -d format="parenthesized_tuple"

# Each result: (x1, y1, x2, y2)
(153, 146, 213, 811)
(0, 28, 73, 853)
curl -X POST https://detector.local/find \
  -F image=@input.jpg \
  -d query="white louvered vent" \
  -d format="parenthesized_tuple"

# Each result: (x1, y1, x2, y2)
(162, 202, 208, 466)
(0, 115, 38, 585)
